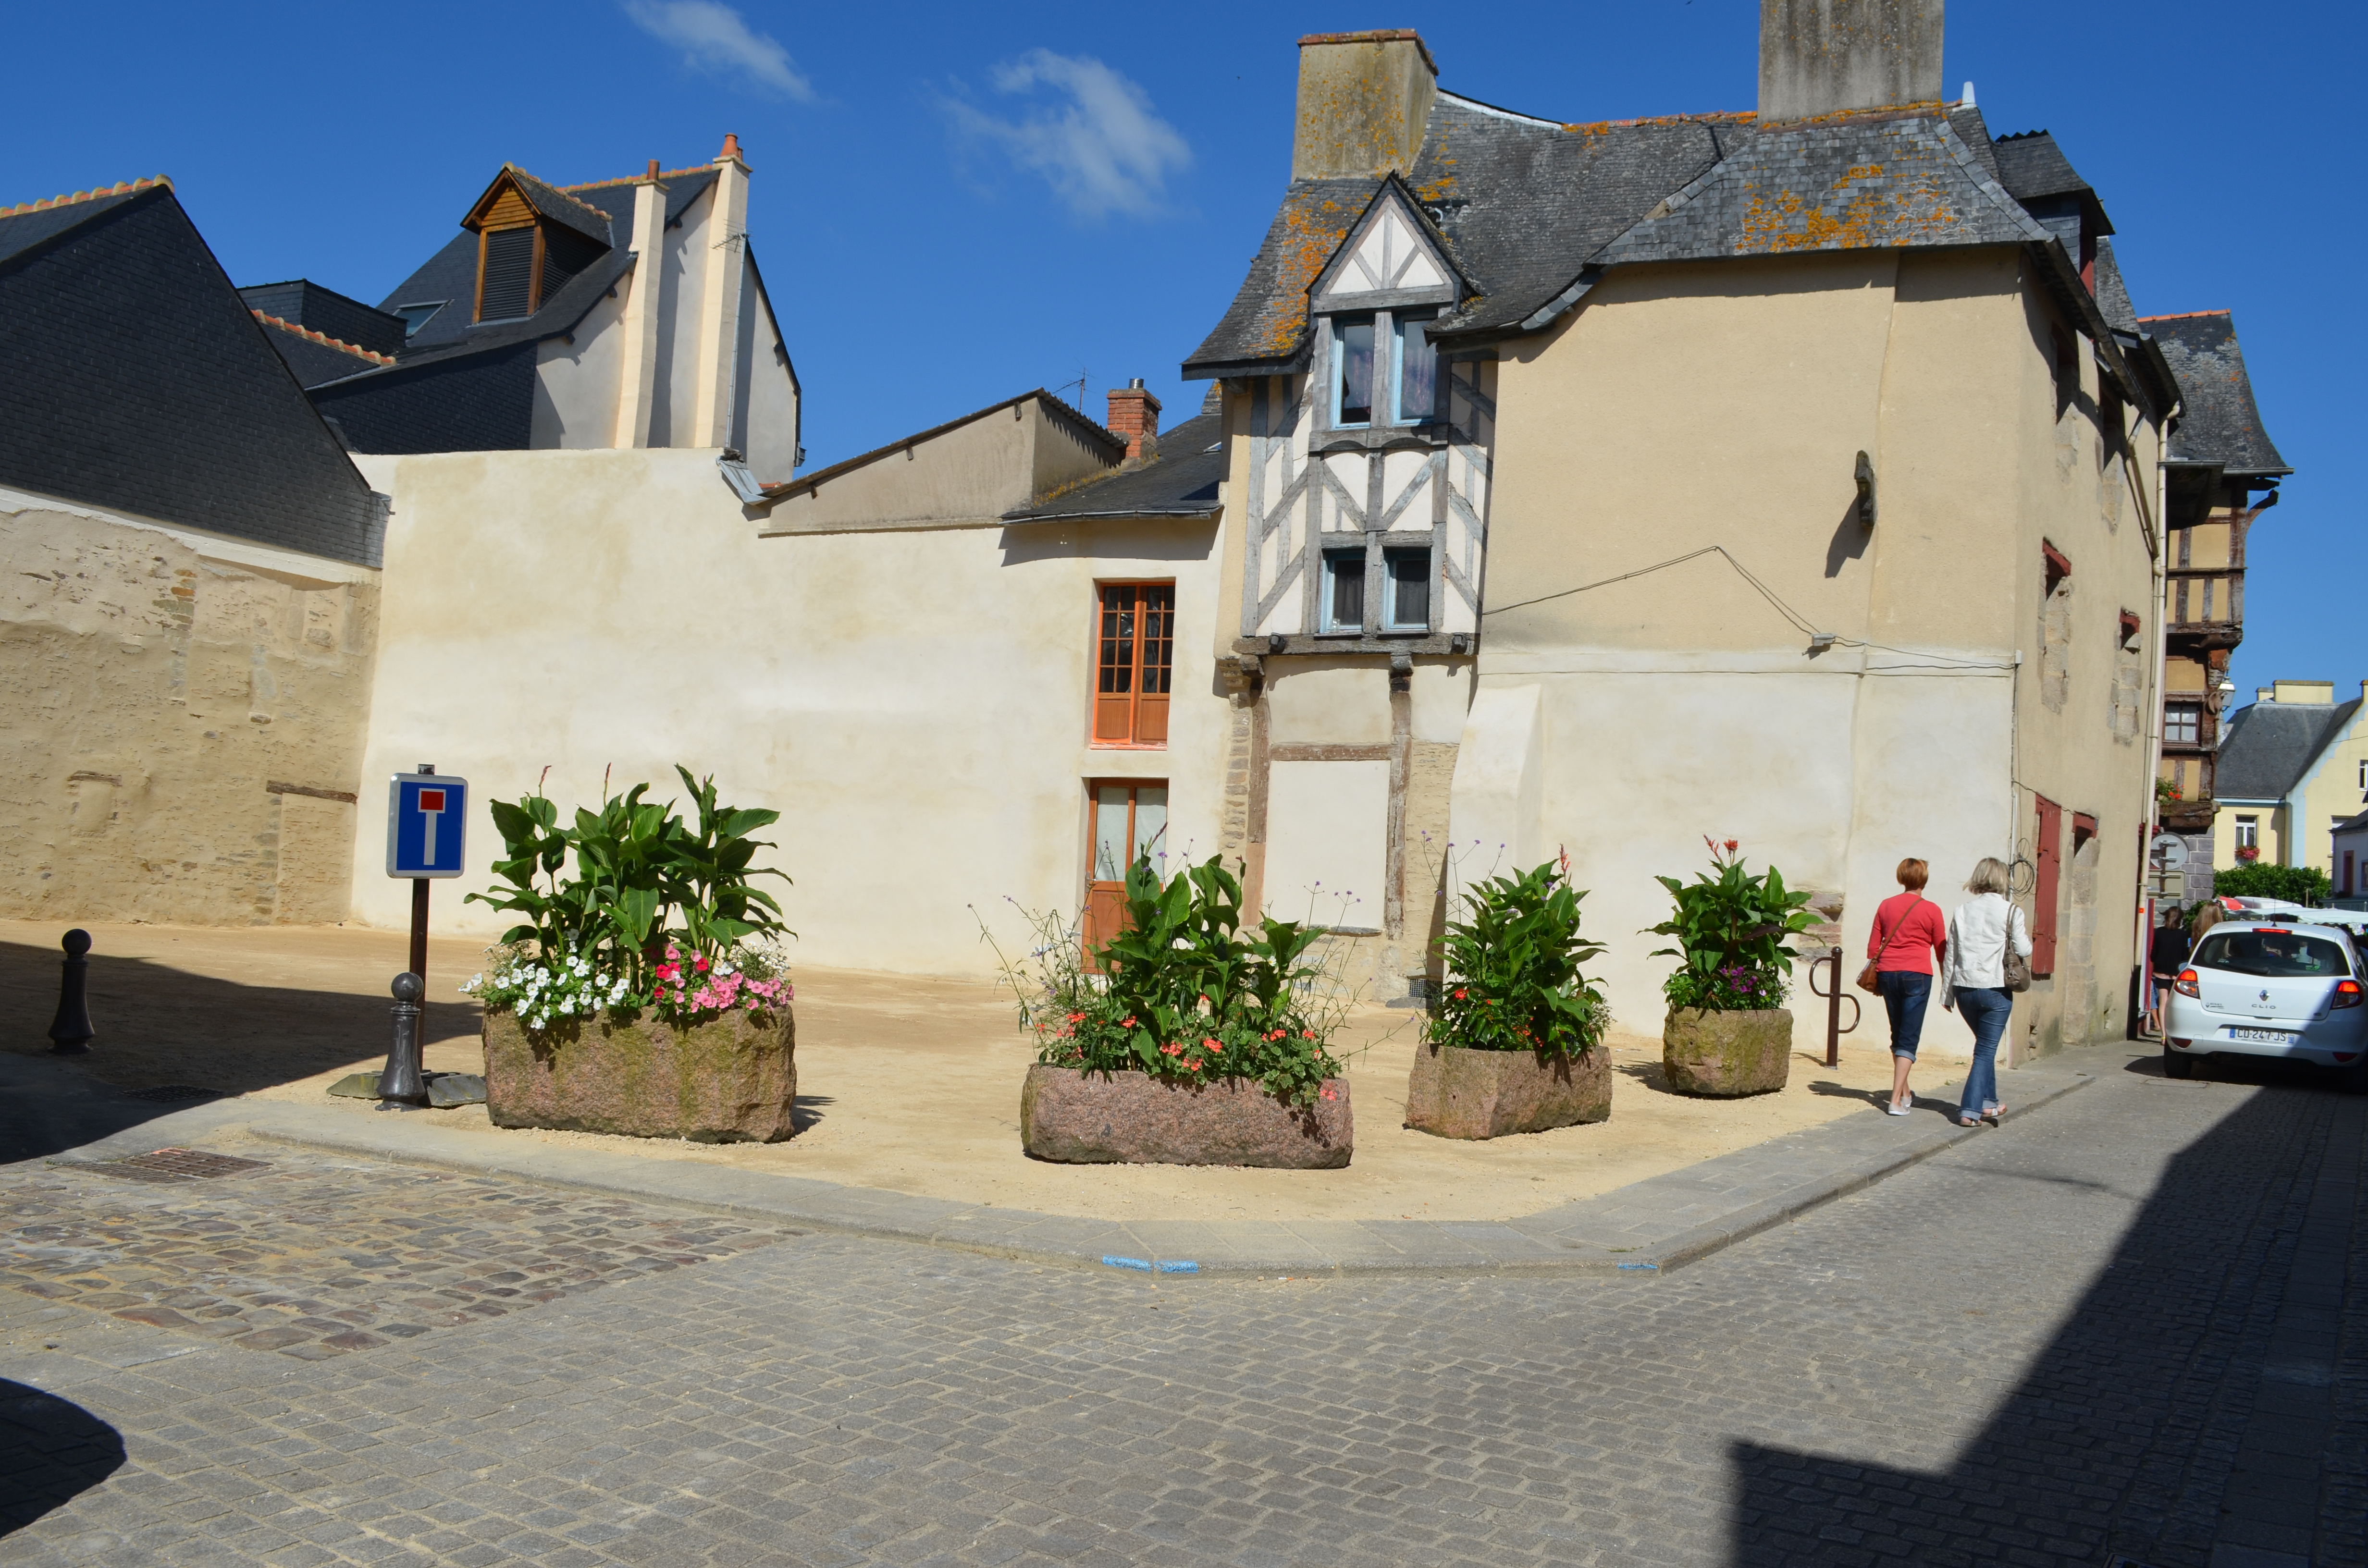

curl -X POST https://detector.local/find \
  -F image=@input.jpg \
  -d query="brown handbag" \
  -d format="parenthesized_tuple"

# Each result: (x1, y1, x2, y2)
(1857, 895, 1919, 992)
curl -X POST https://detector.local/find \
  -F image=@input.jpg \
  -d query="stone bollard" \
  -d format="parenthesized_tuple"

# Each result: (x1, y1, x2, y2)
(48, 929, 95, 1054)
(378, 972, 429, 1108)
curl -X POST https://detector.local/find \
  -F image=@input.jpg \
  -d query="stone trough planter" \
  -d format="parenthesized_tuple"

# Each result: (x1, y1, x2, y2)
(1404, 1041, 1611, 1139)
(1019, 1065, 1352, 1168)
(1662, 1006, 1792, 1097)
(483, 1007, 796, 1142)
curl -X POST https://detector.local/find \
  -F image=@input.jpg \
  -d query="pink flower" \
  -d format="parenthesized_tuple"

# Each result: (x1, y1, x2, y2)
(1320, 1085, 1337, 1102)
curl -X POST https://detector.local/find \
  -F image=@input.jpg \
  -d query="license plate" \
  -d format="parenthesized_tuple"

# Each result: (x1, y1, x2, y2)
(2228, 1027, 2292, 1044)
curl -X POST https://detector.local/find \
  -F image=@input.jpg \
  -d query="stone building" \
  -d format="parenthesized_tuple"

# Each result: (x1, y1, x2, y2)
(0, 176, 385, 924)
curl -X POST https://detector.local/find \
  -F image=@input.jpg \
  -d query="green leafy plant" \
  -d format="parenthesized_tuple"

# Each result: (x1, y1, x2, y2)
(979, 855, 1359, 1108)
(2213, 862, 2331, 905)
(1425, 855, 1608, 1059)
(462, 767, 791, 1025)
(1646, 836, 1817, 1012)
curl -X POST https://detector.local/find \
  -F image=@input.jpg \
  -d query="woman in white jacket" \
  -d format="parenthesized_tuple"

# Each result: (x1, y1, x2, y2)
(1940, 858, 2031, 1127)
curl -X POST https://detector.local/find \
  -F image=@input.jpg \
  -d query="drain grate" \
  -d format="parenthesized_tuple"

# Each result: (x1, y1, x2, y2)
(122, 1085, 225, 1102)
(60, 1148, 272, 1183)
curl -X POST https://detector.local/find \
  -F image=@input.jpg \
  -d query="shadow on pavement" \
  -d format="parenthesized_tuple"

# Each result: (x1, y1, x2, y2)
(1727, 1083, 2355, 1566)
(0, 1379, 125, 1536)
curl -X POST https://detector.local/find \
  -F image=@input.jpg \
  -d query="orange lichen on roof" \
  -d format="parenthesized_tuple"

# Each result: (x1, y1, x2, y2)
(0, 175, 172, 219)
(1754, 99, 1949, 130)
(1737, 155, 1957, 254)
(2136, 310, 2232, 321)
(1255, 198, 1358, 355)
(1562, 110, 1752, 136)
(251, 312, 399, 367)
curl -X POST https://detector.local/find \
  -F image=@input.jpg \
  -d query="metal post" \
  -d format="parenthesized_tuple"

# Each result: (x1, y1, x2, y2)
(410, 877, 430, 990)
(48, 929, 94, 1054)
(1825, 946, 1842, 1067)
(379, 971, 428, 1107)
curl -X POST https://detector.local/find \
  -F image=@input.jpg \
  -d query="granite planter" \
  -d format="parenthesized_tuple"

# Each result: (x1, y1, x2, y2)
(483, 1006, 796, 1142)
(1019, 1065, 1352, 1167)
(1404, 1041, 1611, 1139)
(1662, 1006, 1792, 1097)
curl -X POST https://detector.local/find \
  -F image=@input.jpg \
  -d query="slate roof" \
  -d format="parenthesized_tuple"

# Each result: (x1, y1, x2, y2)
(252, 312, 400, 390)
(0, 182, 382, 565)
(1189, 87, 2134, 393)
(1006, 409, 1225, 523)
(2144, 311, 2290, 476)
(2091, 237, 2139, 335)
(2216, 698, 2360, 800)
(238, 279, 406, 356)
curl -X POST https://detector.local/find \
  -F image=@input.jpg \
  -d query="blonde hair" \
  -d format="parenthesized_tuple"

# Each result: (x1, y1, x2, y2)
(1896, 858, 1929, 891)
(1965, 857, 2011, 895)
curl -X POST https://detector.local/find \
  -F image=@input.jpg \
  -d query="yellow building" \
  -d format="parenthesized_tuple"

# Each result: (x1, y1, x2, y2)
(2213, 681, 2368, 891)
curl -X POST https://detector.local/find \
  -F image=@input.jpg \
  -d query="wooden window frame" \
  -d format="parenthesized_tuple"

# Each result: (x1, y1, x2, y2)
(474, 220, 546, 324)
(1089, 580, 1174, 749)
(2033, 795, 2063, 978)
(1081, 778, 1169, 969)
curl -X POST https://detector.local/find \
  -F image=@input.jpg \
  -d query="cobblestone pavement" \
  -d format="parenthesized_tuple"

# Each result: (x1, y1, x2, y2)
(1, 1049, 2360, 1568)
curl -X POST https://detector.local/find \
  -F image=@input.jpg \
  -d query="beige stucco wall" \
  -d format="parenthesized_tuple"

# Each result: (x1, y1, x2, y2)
(0, 489, 380, 924)
(348, 447, 1230, 977)
(762, 401, 1116, 534)
(1458, 246, 2158, 1057)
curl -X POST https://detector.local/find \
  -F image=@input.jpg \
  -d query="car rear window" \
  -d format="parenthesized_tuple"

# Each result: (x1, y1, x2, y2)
(2191, 930, 2354, 979)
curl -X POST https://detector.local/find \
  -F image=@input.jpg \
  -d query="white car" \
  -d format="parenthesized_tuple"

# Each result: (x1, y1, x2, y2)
(2164, 919, 2368, 1089)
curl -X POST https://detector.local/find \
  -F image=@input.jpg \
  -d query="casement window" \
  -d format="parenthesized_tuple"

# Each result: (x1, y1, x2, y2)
(395, 301, 446, 339)
(1330, 310, 1442, 429)
(1322, 551, 1366, 632)
(1082, 780, 1168, 967)
(2236, 816, 2259, 851)
(1092, 582, 1173, 747)
(1382, 548, 1431, 631)
(2033, 794, 2063, 978)
(2164, 702, 2201, 747)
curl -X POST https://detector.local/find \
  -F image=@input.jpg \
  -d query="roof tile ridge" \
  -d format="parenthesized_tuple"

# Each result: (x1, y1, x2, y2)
(1747, 99, 1950, 131)
(0, 174, 172, 219)
(1559, 109, 1753, 134)
(560, 165, 715, 192)
(502, 164, 616, 223)
(250, 311, 399, 366)
(2136, 309, 2232, 322)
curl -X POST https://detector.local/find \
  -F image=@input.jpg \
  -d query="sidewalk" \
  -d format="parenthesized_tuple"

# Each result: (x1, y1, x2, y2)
(5, 1045, 2099, 1279)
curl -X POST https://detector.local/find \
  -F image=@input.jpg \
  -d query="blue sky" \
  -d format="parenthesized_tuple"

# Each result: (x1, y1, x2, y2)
(11, 0, 2355, 698)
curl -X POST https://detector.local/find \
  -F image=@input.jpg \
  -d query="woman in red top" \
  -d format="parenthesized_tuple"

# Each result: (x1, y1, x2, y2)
(1870, 858, 1948, 1116)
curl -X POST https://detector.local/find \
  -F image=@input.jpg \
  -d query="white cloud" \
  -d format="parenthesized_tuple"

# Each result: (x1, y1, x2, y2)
(945, 50, 1190, 220)
(624, 0, 813, 101)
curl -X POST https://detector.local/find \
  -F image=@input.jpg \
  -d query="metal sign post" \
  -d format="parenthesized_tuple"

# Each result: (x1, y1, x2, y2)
(384, 765, 469, 992)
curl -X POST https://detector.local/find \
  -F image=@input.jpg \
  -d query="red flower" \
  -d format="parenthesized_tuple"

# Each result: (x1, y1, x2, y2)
(1187, 1060, 1202, 1072)
(1302, 1030, 1314, 1040)
(1454, 988, 1468, 1001)
(1320, 1085, 1338, 1102)
(1724, 838, 1739, 853)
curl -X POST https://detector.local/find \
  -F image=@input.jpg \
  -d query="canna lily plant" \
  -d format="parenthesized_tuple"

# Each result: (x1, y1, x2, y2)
(1646, 836, 1818, 1012)
(1426, 853, 1609, 1060)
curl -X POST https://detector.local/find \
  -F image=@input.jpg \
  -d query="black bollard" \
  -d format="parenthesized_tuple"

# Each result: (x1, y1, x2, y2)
(49, 929, 95, 1054)
(378, 972, 429, 1107)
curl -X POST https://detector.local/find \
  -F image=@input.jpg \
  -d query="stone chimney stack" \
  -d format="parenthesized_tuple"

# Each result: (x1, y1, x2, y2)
(1292, 30, 1438, 181)
(1106, 380, 1161, 463)
(1758, 0, 1944, 122)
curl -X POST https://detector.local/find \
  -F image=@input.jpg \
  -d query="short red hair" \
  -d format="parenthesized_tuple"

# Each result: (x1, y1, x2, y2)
(1896, 858, 1929, 891)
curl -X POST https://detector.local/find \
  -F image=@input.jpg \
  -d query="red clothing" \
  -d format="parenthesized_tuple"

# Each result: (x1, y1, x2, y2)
(1868, 893, 1947, 974)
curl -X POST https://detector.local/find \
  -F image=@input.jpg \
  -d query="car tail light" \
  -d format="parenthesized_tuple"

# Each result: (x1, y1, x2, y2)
(2334, 980, 2363, 1009)
(2336, 1053, 2360, 1063)
(2168, 1038, 2191, 1049)
(2174, 968, 2200, 998)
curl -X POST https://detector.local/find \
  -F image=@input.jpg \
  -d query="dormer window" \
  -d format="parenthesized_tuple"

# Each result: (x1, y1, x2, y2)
(462, 167, 612, 325)
(1309, 184, 1459, 433)
(1330, 309, 1440, 429)
(1334, 318, 1376, 426)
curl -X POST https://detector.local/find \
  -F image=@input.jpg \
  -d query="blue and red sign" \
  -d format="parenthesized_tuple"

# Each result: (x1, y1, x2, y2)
(385, 772, 469, 878)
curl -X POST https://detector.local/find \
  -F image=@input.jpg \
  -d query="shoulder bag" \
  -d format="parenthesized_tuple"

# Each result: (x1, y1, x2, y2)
(2002, 904, 2032, 993)
(1857, 894, 1920, 992)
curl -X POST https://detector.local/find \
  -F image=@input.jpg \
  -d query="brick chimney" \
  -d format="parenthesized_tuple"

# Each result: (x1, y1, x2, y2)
(1293, 30, 1438, 180)
(1106, 379, 1161, 462)
(1758, 0, 1943, 122)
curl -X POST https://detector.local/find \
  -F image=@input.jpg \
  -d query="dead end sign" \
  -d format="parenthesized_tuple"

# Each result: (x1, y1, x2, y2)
(386, 772, 469, 877)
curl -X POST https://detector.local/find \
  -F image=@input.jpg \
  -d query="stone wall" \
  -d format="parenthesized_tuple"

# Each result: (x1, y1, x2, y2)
(0, 497, 379, 924)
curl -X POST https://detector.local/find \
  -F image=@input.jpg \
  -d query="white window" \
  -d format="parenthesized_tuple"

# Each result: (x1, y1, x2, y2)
(2236, 816, 2259, 850)
(1322, 550, 1365, 632)
(1332, 318, 1376, 427)
(1330, 309, 1440, 429)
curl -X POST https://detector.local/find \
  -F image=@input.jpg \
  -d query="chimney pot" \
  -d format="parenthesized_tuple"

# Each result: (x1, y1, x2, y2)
(646, 158, 661, 180)
(1106, 383, 1162, 463)
(1758, 0, 1944, 122)
(718, 132, 745, 164)
(1293, 30, 1439, 181)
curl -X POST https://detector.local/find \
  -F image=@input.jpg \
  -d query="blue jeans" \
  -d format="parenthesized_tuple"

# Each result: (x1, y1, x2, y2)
(1879, 971, 1931, 1059)
(1955, 986, 2012, 1119)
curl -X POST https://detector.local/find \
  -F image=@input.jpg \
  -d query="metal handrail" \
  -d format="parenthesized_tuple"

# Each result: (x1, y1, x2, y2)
(1805, 945, 1860, 1067)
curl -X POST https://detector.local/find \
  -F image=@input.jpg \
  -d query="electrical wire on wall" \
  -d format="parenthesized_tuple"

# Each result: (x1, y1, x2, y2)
(1481, 544, 2020, 674)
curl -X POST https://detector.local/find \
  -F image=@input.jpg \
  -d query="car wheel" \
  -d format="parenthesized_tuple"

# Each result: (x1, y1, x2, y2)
(2163, 1045, 2195, 1080)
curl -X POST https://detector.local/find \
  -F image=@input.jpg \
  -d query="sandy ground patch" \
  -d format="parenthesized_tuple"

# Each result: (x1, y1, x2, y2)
(2, 920, 1933, 1223)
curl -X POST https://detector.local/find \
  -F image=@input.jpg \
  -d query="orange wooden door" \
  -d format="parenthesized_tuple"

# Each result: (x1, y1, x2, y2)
(1082, 781, 1169, 970)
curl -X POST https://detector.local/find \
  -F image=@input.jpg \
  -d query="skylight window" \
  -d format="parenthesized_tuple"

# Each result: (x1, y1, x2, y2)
(395, 301, 446, 338)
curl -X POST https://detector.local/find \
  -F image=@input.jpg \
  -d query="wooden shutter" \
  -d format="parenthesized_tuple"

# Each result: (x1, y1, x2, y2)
(478, 227, 536, 321)
(2033, 795, 2062, 978)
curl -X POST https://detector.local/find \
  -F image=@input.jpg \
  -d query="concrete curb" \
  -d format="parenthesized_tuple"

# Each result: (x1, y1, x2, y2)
(197, 1066, 2096, 1281)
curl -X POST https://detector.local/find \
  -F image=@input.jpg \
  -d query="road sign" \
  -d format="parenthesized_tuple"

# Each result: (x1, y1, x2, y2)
(386, 771, 469, 878)
(2150, 833, 2190, 871)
